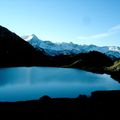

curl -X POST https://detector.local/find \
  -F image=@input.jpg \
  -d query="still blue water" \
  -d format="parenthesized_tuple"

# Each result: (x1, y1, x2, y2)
(0, 67, 120, 102)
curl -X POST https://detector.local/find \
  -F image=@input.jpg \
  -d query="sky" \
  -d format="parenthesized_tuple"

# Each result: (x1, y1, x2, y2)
(0, 0, 120, 46)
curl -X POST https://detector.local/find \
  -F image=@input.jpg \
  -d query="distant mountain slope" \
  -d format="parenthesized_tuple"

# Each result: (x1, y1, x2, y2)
(22, 34, 120, 59)
(0, 26, 47, 67)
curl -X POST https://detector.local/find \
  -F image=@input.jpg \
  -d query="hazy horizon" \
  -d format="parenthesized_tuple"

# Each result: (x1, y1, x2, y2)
(0, 0, 120, 46)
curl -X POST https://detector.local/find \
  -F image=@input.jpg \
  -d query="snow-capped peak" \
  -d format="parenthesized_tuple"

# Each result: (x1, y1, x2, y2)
(108, 46, 120, 52)
(22, 34, 39, 41)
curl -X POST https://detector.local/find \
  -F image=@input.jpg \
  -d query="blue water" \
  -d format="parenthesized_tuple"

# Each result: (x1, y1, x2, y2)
(0, 67, 120, 102)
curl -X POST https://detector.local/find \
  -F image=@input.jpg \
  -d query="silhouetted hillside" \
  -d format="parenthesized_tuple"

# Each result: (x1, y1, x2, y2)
(63, 51, 114, 73)
(0, 25, 48, 67)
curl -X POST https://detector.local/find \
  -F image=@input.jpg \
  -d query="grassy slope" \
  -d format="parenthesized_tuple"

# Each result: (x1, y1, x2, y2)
(104, 59, 120, 82)
(106, 60, 120, 72)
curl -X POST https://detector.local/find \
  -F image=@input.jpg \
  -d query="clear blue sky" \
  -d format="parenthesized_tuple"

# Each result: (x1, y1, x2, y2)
(0, 0, 120, 46)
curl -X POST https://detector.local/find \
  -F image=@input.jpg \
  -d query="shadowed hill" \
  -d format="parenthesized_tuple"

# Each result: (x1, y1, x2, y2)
(63, 51, 114, 73)
(0, 25, 48, 67)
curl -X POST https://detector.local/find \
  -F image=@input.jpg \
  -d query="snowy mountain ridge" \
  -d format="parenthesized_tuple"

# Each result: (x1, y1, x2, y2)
(22, 34, 120, 59)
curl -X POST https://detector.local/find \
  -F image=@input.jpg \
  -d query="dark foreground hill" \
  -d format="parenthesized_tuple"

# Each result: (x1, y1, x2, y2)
(0, 25, 48, 67)
(0, 90, 120, 119)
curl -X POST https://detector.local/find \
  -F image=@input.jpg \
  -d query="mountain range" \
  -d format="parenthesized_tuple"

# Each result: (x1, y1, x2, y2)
(22, 34, 120, 60)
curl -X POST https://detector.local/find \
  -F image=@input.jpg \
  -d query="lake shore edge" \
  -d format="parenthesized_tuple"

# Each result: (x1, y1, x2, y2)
(0, 90, 120, 119)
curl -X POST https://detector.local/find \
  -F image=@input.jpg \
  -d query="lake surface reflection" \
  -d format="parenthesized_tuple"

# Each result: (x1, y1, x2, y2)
(0, 67, 120, 102)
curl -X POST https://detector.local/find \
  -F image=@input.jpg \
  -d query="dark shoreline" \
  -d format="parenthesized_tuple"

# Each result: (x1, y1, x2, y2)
(0, 90, 120, 119)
